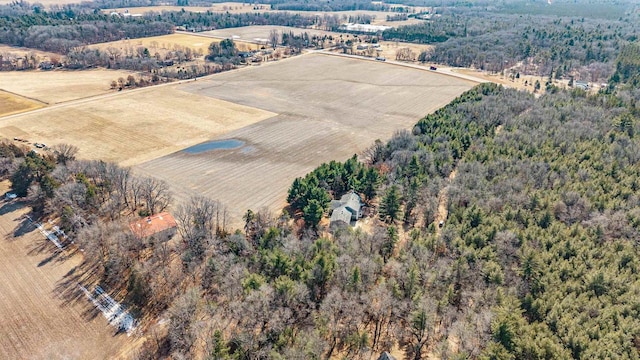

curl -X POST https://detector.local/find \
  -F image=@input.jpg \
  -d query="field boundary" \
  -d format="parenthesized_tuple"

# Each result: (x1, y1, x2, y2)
(0, 88, 48, 105)
(316, 50, 487, 84)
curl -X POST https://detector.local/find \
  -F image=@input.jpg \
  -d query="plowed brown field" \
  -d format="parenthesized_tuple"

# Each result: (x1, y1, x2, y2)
(0, 202, 131, 360)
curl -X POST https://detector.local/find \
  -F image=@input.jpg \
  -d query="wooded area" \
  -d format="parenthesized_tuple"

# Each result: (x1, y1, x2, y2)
(5, 74, 640, 358)
(2, 0, 640, 358)
(385, 5, 639, 80)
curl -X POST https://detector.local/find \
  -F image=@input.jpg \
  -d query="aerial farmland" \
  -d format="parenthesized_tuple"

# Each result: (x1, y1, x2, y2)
(0, 46, 474, 357)
(0, 51, 474, 225)
(133, 53, 475, 224)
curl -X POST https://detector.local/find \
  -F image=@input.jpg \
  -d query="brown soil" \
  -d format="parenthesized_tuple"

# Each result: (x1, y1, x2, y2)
(0, 202, 133, 359)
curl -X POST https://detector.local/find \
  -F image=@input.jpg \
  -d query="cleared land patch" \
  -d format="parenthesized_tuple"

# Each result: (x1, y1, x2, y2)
(0, 86, 276, 165)
(0, 90, 43, 117)
(135, 53, 476, 226)
(0, 44, 61, 60)
(0, 203, 130, 360)
(0, 69, 136, 104)
(90, 33, 259, 54)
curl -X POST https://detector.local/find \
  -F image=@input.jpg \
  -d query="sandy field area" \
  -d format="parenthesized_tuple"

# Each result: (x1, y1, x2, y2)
(0, 69, 136, 105)
(134, 53, 475, 226)
(0, 90, 44, 117)
(0, 200, 132, 360)
(0, 44, 61, 60)
(0, 84, 276, 166)
(371, 41, 433, 60)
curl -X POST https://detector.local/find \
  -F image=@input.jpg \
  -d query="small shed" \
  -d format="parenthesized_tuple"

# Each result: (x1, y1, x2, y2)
(129, 212, 177, 240)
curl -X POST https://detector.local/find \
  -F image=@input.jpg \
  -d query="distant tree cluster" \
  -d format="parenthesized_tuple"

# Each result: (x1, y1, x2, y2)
(206, 38, 240, 64)
(610, 42, 640, 87)
(232, 0, 389, 12)
(0, 2, 172, 54)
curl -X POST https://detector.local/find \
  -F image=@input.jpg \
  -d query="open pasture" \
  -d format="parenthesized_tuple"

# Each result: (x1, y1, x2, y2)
(0, 90, 44, 117)
(0, 69, 136, 105)
(0, 44, 61, 61)
(376, 41, 434, 60)
(0, 202, 131, 360)
(135, 53, 475, 225)
(90, 32, 259, 54)
(0, 86, 275, 166)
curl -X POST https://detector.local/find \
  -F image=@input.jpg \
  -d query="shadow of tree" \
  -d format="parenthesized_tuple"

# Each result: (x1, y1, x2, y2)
(13, 214, 36, 238)
(27, 235, 53, 255)
(0, 200, 23, 216)
(53, 260, 105, 323)
(37, 250, 61, 267)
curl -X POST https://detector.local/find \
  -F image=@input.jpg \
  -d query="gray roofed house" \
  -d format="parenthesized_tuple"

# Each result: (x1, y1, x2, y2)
(330, 199, 343, 211)
(330, 191, 363, 227)
(339, 192, 362, 220)
(330, 206, 352, 227)
(377, 352, 396, 360)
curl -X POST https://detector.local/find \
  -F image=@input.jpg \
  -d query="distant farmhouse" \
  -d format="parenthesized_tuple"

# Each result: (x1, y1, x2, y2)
(575, 81, 589, 90)
(339, 23, 391, 34)
(330, 191, 363, 228)
(129, 212, 177, 240)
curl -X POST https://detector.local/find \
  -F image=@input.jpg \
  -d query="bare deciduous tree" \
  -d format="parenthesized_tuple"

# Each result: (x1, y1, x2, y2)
(50, 143, 79, 165)
(139, 176, 172, 215)
(269, 29, 280, 49)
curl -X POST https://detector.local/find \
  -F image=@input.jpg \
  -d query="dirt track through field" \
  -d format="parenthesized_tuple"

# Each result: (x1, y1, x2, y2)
(0, 202, 131, 360)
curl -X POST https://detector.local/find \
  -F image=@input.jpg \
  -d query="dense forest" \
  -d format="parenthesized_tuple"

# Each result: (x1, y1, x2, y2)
(385, 6, 640, 79)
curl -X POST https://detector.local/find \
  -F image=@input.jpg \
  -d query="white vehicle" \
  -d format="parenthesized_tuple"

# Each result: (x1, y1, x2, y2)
(5, 192, 17, 200)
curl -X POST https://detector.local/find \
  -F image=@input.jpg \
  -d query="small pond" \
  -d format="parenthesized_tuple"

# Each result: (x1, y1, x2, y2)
(183, 139, 244, 154)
